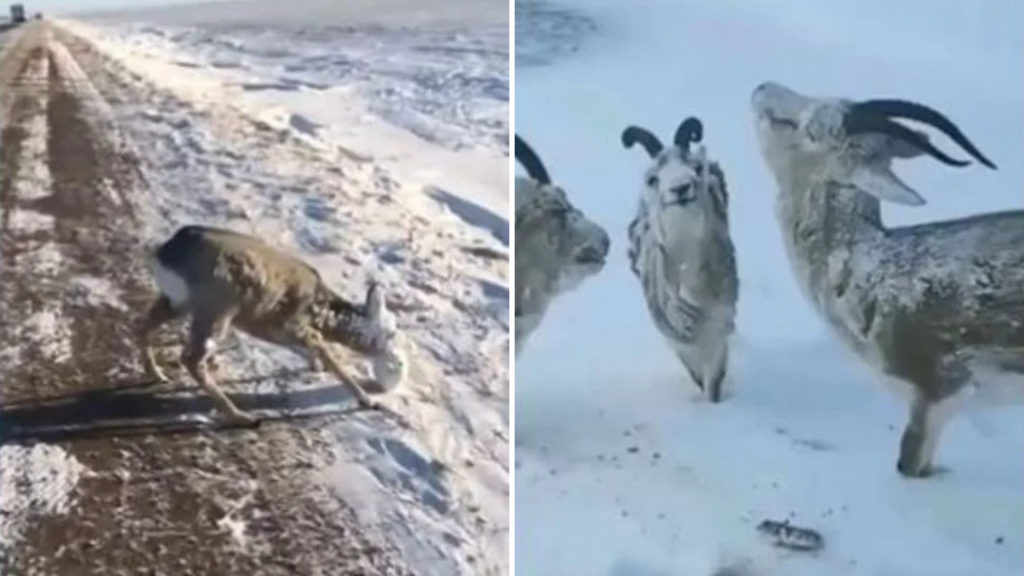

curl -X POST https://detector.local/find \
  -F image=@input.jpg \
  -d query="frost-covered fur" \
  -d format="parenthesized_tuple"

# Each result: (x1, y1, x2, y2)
(752, 81, 1024, 477)
(622, 118, 738, 402)
(515, 136, 610, 355)
(139, 225, 407, 424)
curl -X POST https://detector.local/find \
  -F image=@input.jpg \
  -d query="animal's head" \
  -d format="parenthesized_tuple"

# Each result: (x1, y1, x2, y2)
(361, 279, 400, 347)
(515, 135, 610, 301)
(751, 81, 997, 206)
(325, 280, 401, 354)
(360, 279, 407, 391)
(621, 117, 729, 245)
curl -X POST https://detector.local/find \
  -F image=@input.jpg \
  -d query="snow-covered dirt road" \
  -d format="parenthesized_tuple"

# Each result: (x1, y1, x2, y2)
(0, 13, 507, 576)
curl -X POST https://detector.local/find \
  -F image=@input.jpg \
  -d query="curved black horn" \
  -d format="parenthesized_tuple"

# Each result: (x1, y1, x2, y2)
(673, 116, 704, 151)
(851, 99, 996, 169)
(844, 113, 971, 168)
(515, 134, 552, 184)
(621, 126, 664, 158)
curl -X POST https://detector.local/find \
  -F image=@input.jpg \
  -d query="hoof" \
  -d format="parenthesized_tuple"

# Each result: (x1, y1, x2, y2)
(896, 459, 930, 478)
(227, 412, 260, 427)
(146, 368, 171, 384)
(358, 397, 380, 411)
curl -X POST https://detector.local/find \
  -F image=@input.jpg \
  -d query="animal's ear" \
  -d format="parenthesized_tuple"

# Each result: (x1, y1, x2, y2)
(846, 164, 926, 207)
(365, 280, 386, 319)
(885, 128, 930, 159)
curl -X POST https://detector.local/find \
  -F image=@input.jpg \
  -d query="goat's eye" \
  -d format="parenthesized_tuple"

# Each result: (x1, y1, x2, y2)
(646, 175, 659, 188)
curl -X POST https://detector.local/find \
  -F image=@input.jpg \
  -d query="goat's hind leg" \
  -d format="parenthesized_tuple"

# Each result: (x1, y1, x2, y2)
(139, 295, 186, 383)
(897, 392, 956, 478)
(182, 308, 256, 425)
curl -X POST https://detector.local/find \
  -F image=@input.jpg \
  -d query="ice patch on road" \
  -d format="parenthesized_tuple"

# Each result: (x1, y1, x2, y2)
(17, 242, 65, 278)
(21, 307, 75, 364)
(67, 275, 130, 312)
(0, 444, 90, 554)
(8, 209, 54, 234)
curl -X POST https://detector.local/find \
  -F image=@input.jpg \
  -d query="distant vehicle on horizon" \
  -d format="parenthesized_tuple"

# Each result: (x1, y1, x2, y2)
(10, 3, 26, 24)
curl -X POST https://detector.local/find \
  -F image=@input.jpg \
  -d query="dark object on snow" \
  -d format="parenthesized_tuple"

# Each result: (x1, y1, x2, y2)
(10, 3, 25, 24)
(756, 519, 824, 552)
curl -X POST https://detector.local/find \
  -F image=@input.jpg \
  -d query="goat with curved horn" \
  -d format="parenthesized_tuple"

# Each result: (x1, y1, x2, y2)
(752, 81, 1022, 478)
(515, 136, 610, 354)
(515, 135, 552, 184)
(850, 99, 997, 169)
(621, 126, 664, 158)
(673, 116, 704, 151)
(622, 116, 738, 403)
(843, 113, 971, 168)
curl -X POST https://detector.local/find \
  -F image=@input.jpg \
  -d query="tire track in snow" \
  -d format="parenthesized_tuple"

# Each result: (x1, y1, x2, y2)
(0, 32, 88, 566)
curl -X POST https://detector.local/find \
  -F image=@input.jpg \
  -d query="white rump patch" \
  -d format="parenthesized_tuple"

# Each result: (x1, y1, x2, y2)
(152, 260, 191, 307)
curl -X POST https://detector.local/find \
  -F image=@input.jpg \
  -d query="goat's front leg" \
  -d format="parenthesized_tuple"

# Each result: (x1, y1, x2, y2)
(703, 343, 729, 404)
(182, 309, 257, 425)
(139, 295, 185, 383)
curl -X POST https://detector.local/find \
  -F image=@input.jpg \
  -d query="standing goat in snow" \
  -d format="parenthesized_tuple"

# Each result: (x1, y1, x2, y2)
(515, 135, 610, 355)
(621, 117, 738, 402)
(752, 81, 1023, 477)
(139, 225, 407, 424)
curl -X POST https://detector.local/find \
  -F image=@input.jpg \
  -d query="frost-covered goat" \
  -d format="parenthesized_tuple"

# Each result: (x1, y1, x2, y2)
(621, 117, 738, 402)
(752, 81, 1023, 477)
(515, 135, 610, 355)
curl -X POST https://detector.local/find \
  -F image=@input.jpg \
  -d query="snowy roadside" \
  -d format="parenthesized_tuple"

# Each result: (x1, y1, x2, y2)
(50, 17, 509, 575)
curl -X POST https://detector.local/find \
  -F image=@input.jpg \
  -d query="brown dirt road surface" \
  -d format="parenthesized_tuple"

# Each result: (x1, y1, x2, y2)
(0, 22, 415, 576)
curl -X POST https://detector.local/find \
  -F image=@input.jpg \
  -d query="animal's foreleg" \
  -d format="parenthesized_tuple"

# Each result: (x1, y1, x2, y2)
(139, 295, 185, 383)
(704, 342, 729, 404)
(301, 329, 376, 408)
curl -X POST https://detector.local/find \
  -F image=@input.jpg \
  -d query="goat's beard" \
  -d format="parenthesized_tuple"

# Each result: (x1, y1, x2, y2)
(650, 203, 703, 253)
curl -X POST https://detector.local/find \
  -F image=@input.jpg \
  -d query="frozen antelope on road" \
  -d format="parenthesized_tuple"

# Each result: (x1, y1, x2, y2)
(140, 225, 408, 424)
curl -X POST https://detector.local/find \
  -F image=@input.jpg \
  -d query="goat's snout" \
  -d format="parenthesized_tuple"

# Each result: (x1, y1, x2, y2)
(751, 81, 805, 118)
(670, 182, 693, 202)
(577, 229, 610, 264)
(751, 82, 776, 110)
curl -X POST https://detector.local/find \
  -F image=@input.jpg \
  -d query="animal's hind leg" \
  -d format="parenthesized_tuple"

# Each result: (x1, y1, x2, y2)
(181, 308, 255, 425)
(139, 295, 186, 383)
(897, 393, 955, 478)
